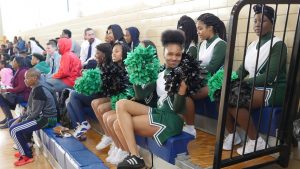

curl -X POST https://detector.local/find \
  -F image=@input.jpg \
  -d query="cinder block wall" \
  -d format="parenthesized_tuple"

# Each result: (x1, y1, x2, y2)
(20, 0, 298, 69)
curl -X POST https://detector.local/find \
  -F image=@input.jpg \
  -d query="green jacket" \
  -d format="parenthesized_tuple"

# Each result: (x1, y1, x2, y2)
(34, 61, 51, 74)
(236, 32, 287, 88)
(197, 35, 227, 74)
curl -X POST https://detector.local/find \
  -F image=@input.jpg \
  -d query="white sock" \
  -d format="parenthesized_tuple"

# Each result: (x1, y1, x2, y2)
(185, 125, 195, 129)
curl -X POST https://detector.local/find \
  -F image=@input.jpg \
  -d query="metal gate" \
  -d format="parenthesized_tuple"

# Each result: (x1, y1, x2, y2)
(213, 0, 300, 168)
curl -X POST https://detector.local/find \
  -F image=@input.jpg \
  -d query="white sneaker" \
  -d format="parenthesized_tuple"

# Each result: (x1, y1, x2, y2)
(182, 125, 197, 138)
(73, 121, 91, 138)
(106, 146, 118, 163)
(111, 148, 129, 165)
(223, 132, 241, 150)
(96, 135, 112, 150)
(237, 136, 268, 155)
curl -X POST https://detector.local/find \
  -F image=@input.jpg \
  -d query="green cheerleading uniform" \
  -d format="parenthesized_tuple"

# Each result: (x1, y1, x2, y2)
(197, 34, 227, 75)
(134, 83, 158, 108)
(134, 69, 185, 146)
(236, 32, 287, 107)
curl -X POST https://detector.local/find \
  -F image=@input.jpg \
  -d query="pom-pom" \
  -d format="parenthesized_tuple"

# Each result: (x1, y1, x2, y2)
(74, 68, 102, 96)
(101, 63, 129, 97)
(228, 80, 252, 108)
(110, 87, 135, 110)
(124, 45, 160, 85)
(164, 54, 205, 95)
(207, 69, 238, 101)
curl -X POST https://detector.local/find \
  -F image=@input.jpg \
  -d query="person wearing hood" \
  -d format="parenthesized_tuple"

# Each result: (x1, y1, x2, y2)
(106, 24, 125, 45)
(31, 53, 50, 74)
(124, 27, 140, 51)
(47, 38, 82, 92)
(79, 28, 101, 65)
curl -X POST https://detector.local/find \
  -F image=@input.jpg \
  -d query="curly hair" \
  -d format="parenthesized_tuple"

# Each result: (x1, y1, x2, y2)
(161, 30, 185, 47)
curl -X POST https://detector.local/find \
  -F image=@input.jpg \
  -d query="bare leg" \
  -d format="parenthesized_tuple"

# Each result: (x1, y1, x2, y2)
(116, 100, 159, 156)
(113, 119, 129, 152)
(91, 98, 110, 112)
(226, 90, 265, 139)
(191, 86, 209, 100)
(103, 111, 122, 149)
(183, 97, 195, 125)
(96, 102, 111, 135)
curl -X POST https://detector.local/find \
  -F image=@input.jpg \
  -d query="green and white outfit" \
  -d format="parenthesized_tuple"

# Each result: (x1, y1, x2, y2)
(186, 41, 198, 60)
(135, 69, 185, 146)
(197, 35, 227, 75)
(237, 32, 287, 106)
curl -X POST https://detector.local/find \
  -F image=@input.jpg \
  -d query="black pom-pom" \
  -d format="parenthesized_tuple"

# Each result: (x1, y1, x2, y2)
(164, 53, 205, 96)
(214, 80, 252, 108)
(101, 63, 129, 97)
(228, 80, 252, 108)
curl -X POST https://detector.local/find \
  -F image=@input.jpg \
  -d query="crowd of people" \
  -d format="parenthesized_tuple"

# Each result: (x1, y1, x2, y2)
(0, 4, 287, 169)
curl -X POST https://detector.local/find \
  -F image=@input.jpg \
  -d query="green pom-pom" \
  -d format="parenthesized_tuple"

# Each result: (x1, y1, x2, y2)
(124, 44, 160, 85)
(74, 68, 102, 96)
(207, 69, 238, 101)
(110, 87, 135, 110)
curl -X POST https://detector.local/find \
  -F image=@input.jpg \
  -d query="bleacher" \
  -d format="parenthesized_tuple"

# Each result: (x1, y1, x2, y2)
(33, 97, 282, 169)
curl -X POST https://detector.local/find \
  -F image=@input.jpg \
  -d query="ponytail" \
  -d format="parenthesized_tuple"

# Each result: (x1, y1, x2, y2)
(197, 13, 227, 41)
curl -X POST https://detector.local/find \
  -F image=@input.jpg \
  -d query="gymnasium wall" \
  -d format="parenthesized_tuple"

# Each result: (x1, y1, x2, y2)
(20, 0, 298, 69)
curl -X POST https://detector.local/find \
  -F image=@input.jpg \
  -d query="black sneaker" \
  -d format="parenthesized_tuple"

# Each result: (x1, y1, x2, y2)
(117, 155, 145, 169)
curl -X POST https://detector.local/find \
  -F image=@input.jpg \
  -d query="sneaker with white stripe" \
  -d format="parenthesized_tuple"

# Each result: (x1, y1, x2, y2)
(117, 155, 145, 169)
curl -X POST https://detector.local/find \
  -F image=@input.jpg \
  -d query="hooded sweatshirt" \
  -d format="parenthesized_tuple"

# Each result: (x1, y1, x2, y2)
(126, 27, 140, 50)
(109, 24, 125, 42)
(34, 61, 50, 74)
(53, 38, 82, 87)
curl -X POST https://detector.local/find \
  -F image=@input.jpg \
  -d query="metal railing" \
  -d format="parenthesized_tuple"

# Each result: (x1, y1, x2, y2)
(213, 0, 300, 168)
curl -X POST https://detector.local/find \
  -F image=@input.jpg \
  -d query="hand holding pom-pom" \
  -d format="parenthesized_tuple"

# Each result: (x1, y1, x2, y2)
(164, 53, 204, 96)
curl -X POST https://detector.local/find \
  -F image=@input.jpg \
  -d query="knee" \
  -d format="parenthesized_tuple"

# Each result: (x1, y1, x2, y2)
(107, 115, 116, 126)
(102, 113, 109, 123)
(116, 99, 127, 112)
(91, 99, 99, 109)
(97, 105, 105, 115)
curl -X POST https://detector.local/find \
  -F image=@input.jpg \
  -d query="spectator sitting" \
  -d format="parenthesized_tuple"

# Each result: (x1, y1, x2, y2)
(9, 68, 57, 166)
(61, 29, 81, 57)
(0, 60, 13, 87)
(17, 36, 27, 52)
(45, 40, 61, 78)
(124, 27, 140, 51)
(67, 43, 112, 134)
(31, 53, 50, 75)
(19, 51, 32, 68)
(0, 57, 31, 128)
(47, 38, 82, 92)
(80, 28, 101, 66)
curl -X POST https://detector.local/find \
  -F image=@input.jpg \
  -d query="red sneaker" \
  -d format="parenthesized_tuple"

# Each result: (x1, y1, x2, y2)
(14, 152, 21, 158)
(14, 156, 34, 166)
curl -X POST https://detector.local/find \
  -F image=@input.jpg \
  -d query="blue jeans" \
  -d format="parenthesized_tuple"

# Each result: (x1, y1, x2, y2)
(46, 78, 71, 92)
(66, 90, 98, 128)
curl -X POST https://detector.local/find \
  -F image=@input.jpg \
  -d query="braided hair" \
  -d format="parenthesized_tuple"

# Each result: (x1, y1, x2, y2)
(177, 15, 198, 52)
(197, 13, 227, 41)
